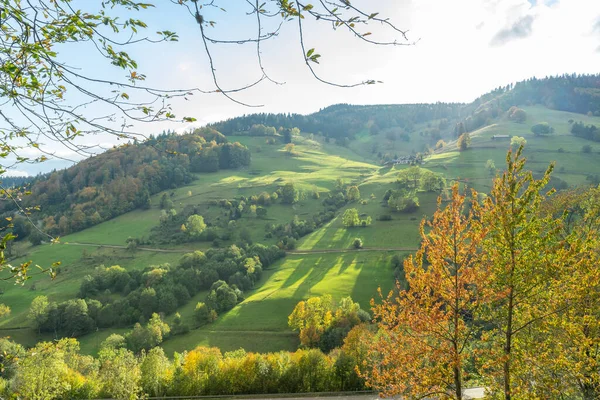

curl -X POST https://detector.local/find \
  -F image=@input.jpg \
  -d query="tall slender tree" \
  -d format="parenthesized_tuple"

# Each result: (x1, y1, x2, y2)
(535, 186, 600, 398)
(478, 146, 565, 399)
(365, 184, 490, 399)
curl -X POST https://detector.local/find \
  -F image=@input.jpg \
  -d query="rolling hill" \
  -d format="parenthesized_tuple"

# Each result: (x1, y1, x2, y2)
(1, 74, 600, 357)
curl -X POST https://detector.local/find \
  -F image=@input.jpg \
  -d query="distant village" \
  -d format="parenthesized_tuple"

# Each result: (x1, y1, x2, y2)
(384, 154, 423, 166)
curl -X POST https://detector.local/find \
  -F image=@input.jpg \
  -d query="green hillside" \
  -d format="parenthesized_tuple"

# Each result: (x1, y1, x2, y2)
(426, 105, 600, 192)
(2, 76, 600, 358)
(0, 135, 436, 355)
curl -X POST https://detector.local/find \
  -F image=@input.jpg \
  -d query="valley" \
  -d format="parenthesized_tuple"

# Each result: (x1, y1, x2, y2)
(3, 99, 600, 360)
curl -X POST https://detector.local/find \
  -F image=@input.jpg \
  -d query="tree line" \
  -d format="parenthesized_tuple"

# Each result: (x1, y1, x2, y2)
(0, 334, 368, 399)
(210, 103, 465, 142)
(30, 244, 284, 336)
(452, 74, 600, 138)
(571, 121, 600, 142)
(10, 295, 373, 399)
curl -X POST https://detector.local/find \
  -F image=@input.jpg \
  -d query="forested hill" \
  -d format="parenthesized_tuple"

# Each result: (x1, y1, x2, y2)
(1, 128, 251, 239)
(212, 74, 600, 141)
(453, 74, 600, 135)
(210, 103, 468, 140)
(479, 74, 600, 114)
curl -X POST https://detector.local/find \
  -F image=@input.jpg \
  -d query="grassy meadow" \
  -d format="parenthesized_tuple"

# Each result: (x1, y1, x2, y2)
(425, 106, 600, 191)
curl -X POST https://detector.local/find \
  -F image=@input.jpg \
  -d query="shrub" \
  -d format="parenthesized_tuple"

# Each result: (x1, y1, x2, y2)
(508, 106, 527, 122)
(531, 122, 554, 135)
(194, 302, 215, 326)
(352, 238, 363, 249)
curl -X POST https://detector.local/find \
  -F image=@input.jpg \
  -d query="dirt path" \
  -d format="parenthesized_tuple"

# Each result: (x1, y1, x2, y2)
(59, 242, 417, 255)
(287, 247, 417, 255)
(60, 241, 195, 253)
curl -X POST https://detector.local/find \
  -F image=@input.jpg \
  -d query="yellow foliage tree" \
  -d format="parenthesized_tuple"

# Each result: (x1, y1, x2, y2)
(365, 184, 491, 399)
(288, 295, 334, 347)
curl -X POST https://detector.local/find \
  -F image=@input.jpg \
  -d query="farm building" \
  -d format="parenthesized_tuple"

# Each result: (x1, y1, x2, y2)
(384, 155, 422, 166)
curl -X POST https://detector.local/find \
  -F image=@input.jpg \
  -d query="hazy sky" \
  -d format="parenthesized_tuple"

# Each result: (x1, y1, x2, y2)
(6, 0, 600, 175)
(153, 0, 600, 124)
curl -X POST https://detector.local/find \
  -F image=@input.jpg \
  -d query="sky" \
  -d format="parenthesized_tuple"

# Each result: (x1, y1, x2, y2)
(5, 0, 600, 176)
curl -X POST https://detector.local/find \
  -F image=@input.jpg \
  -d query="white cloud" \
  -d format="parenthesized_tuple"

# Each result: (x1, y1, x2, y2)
(491, 15, 536, 46)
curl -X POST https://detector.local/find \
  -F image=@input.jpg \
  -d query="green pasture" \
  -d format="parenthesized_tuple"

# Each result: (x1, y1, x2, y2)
(158, 250, 402, 356)
(426, 106, 600, 191)
(0, 245, 180, 330)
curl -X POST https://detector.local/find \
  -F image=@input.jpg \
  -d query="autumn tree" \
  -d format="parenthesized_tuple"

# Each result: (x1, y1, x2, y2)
(457, 133, 471, 151)
(285, 143, 296, 156)
(508, 107, 527, 122)
(366, 184, 490, 400)
(478, 146, 565, 399)
(11, 340, 75, 399)
(289, 296, 368, 351)
(342, 324, 374, 376)
(535, 186, 600, 398)
(289, 295, 334, 348)
(98, 346, 142, 399)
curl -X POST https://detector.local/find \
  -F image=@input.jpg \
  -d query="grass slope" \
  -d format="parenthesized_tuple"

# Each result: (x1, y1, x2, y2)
(1, 136, 420, 356)
(6, 105, 595, 356)
(426, 106, 600, 192)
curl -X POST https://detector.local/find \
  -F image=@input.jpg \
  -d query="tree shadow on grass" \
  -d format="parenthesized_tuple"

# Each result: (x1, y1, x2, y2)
(351, 253, 396, 308)
(336, 255, 357, 276)
(293, 256, 339, 299)
(280, 257, 315, 289)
